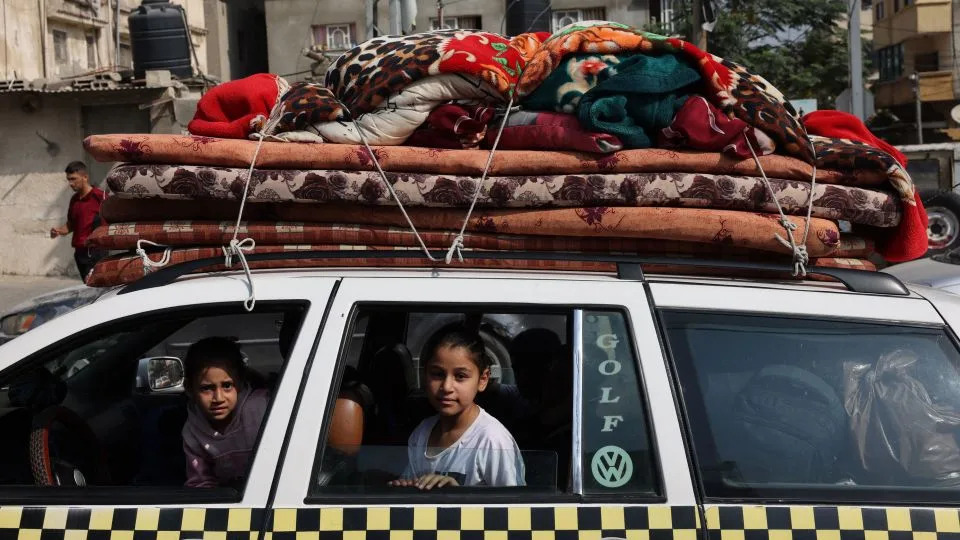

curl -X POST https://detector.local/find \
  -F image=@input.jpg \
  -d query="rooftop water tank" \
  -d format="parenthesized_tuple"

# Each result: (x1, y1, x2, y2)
(128, 0, 192, 79)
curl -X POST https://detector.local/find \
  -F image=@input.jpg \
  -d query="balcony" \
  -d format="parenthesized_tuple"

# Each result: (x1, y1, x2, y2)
(874, 70, 955, 108)
(873, 0, 952, 48)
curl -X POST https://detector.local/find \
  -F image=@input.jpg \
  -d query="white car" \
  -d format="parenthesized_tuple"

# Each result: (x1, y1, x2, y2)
(0, 257, 959, 539)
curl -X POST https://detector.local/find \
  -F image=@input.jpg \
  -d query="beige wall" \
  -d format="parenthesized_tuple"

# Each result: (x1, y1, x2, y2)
(1, 0, 45, 80)
(874, 0, 951, 48)
(0, 94, 86, 277)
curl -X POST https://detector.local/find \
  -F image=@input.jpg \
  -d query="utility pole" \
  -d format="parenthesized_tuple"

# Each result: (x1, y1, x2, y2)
(848, 0, 865, 120)
(389, 0, 401, 34)
(912, 72, 925, 144)
(691, 0, 705, 49)
(437, 0, 443, 29)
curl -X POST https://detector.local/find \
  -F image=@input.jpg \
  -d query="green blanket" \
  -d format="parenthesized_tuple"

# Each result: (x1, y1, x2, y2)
(522, 52, 701, 148)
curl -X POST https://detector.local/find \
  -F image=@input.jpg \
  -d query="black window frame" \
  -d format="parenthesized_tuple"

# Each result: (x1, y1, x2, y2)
(305, 302, 665, 505)
(660, 308, 960, 506)
(0, 300, 309, 506)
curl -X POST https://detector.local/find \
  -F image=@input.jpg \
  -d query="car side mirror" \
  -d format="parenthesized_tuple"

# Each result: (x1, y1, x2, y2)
(135, 356, 185, 394)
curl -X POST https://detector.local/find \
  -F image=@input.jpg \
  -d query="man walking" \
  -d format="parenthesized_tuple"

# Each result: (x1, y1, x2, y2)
(50, 161, 106, 280)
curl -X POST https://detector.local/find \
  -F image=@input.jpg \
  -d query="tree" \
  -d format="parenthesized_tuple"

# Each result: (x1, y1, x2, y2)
(647, 0, 871, 109)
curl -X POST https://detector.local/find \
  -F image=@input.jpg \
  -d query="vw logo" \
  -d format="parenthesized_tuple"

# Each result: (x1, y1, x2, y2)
(590, 445, 633, 488)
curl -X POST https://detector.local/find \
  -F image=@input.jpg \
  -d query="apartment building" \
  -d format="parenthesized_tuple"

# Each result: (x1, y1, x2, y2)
(0, 0, 221, 81)
(872, 0, 960, 141)
(264, 0, 680, 83)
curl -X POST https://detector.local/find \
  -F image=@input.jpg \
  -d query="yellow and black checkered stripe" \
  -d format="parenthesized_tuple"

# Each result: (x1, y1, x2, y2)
(266, 506, 699, 540)
(0, 507, 263, 540)
(705, 506, 960, 540)
(0, 506, 698, 540)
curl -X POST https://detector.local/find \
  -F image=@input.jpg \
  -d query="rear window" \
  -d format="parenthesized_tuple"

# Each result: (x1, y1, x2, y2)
(662, 310, 960, 504)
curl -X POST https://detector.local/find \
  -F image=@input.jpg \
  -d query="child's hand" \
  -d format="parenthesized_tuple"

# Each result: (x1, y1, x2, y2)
(388, 478, 418, 487)
(413, 474, 459, 490)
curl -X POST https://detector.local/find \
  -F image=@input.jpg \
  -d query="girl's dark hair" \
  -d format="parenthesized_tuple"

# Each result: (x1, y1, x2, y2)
(423, 324, 493, 373)
(184, 336, 246, 390)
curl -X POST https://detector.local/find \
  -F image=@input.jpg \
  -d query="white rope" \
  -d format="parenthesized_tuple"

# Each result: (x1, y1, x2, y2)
(743, 130, 817, 277)
(447, 95, 515, 264)
(341, 101, 442, 262)
(221, 238, 257, 311)
(340, 95, 515, 265)
(135, 239, 171, 271)
(225, 132, 266, 311)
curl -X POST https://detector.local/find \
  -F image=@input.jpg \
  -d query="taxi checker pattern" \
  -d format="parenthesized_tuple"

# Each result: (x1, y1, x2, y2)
(0, 506, 697, 540)
(0, 507, 264, 540)
(267, 505, 698, 540)
(705, 506, 960, 540)
(4, 506, 960, 540)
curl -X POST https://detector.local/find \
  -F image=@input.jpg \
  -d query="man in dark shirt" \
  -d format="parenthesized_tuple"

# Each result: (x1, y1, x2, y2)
(50, 161, 106, 279)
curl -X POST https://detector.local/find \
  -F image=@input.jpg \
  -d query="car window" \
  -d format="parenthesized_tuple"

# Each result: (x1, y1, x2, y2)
(662, 310, 960, 503)
(0, 303, 306, 501)
(309, 306, 659, 500)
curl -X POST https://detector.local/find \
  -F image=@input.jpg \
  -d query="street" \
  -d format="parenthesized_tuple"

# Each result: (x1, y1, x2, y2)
(0, 274, 83, 315)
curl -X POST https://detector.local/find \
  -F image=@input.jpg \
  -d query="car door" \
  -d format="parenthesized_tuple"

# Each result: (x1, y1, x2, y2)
(650, 280, 960, 540)
(271, 275, 700, 540)
(0, 276, 338, 540)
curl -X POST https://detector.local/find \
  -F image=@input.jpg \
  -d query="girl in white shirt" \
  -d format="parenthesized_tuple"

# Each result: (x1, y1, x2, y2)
(389, 325, 525, 490)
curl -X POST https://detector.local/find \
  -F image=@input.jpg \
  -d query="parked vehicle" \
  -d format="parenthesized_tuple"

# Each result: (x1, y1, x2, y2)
(898, 143, 960, 254)
(0, 284, 106, 345)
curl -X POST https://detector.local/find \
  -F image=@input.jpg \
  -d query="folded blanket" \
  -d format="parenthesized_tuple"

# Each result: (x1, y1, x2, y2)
(188, 74, 289, 139)
(405, 104, 496, 149)
(516, 22, 814, 163)
(482, 110, 623, 153)
(84, 134, 884, 185)
(104, 165, 900, 227)
(87, 245, 873, 288)
(259, 30, 545, 135)
(523, 52, 700, 149)
(804, 110, 908, 167)
(659, 96, 775, 159)
(279, 74, 501, 145)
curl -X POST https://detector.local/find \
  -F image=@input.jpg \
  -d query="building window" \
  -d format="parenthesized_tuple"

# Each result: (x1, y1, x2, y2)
(313, 23, 356, 51)
(551, 7, 606, 32)
(429, 15, 481, 30)
(651, 0, 680, 33)
(877, 44, 904, 81)
(52, 30, 68, 65)
(86, 34, 97, 69)
(915, 51, 939, 72)
(875, 0, 885, 20)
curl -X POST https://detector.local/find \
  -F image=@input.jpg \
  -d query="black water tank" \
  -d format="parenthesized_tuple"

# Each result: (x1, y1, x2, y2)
(505, 0, 552, 36)
(128, 0, 192, 79)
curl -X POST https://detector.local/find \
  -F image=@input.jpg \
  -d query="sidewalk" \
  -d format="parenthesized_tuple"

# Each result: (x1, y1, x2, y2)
(0, 274, 82, 314)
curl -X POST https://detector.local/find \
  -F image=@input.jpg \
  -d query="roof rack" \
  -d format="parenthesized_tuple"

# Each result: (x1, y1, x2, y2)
(115, 249, 910, 296)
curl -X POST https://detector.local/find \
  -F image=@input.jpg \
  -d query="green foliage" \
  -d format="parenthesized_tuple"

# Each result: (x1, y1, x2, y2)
(645, 0, 872, 108)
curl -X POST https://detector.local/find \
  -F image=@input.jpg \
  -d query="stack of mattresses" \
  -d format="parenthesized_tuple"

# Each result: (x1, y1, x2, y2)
(79, 22, 925, 287)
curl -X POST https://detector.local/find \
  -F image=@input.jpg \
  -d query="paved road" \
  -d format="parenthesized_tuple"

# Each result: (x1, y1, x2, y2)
(0, 274, 83, 314)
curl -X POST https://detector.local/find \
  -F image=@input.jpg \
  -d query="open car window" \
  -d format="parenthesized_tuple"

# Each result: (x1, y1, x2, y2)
(0, 303, 306, 503)
(309, 306, 660, 500)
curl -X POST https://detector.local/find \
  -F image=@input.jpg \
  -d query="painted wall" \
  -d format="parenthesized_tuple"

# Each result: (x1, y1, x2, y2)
(0, 94, 87, 277)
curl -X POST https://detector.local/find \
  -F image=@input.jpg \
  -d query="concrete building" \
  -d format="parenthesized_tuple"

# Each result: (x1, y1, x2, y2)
(0, 0, 234, 278)
(1, 0, 216, 81)
(872, 0, 960, 142)
(265, 0, 676, 83)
